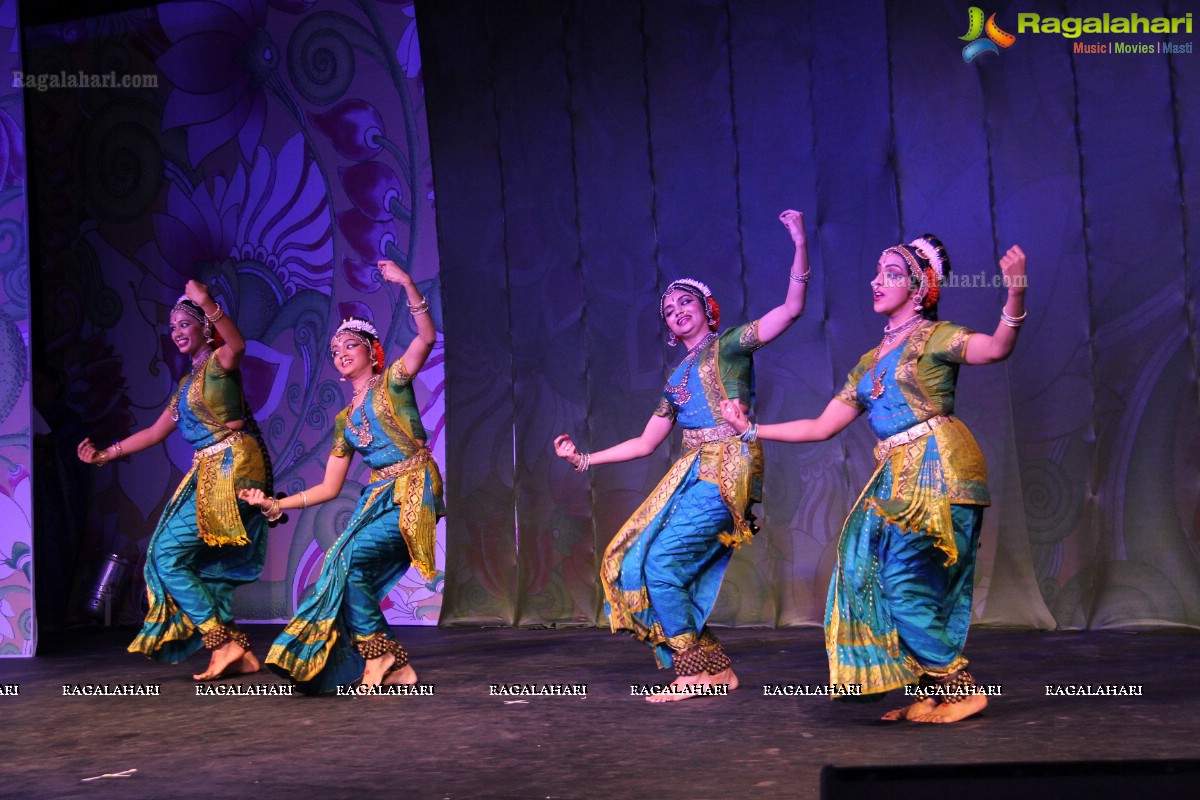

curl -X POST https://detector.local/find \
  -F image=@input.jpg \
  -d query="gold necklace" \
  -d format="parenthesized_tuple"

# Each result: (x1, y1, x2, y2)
(345, 375, 380, 446)
(170, 349, 215, 421)
(869, 321, 922, 400)
(665, 332, 717, 406)
(351, 375, 376, 399)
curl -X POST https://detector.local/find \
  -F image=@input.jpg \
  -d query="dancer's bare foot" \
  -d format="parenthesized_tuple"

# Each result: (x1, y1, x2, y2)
(909, 693, 987, 723)
(646, 673, 710, 703)
(646, 669, 736, 703)
(881, 698, 937, 721)
(360, 652, 393, 689)
(383, 663, 418, 686)
(707, 667, 739, 693)
(193, 642, 260, 681)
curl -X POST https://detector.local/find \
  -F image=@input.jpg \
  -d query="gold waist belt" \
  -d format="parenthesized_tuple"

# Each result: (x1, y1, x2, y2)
(874, 415, 951, 462)
(370, 448, 433, 483)
(192, 430, 244, 466)
(682, 422, 740, 452)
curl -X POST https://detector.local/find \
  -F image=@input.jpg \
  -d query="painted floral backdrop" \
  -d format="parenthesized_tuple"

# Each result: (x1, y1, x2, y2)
(27, 0, 444, 628)
(0, 0, 33, 656)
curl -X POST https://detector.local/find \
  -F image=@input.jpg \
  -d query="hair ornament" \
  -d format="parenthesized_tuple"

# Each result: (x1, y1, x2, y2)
(665, 278, 712, 299)
(335, 317, 380, 339)
(908, 235, 947, 283)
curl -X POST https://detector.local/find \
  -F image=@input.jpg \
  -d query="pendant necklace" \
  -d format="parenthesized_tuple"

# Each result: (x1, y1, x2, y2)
(666, 332, 718, 406)
(869, 315, 923, 400)
(345, 375, 380, 447)
(170, 348, 215, 422)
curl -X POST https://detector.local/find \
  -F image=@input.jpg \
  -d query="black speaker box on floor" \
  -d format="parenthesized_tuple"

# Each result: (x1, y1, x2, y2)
(821, 759, 1200, 799)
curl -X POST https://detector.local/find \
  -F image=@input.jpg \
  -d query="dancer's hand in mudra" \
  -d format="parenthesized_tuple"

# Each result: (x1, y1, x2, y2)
(377, 259, 414, 288)
(76, 438, 104, 465)
(553, 434, 582, 469)
(183, 279, 212, 307)
(779, 209, 806, 247)
(719, 399, 750, 434)
(999, 245, 1026, 290)
(237, 487, 272, 512)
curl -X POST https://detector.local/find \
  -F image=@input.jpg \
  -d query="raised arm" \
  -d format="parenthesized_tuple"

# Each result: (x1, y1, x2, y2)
(720, 397, 859, 444)
(554, 414, 674, 471)
(184, 280, 247, 370)
(77, 405, 177, 465)
(756, 209, 812, 345)
(238, 451, 353, 514)
(379, 259, 437, 376)
(963, 245, 1027, 365)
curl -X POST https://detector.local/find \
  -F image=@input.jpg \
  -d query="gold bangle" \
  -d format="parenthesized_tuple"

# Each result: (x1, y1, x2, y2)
(262, 497, 283, 522)
(205, 304, 225, 323)
(112, 440, 124, 457)
(300, 490, 308, 509)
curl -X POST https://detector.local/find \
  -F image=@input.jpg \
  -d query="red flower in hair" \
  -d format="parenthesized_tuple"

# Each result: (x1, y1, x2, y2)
(372, 340, 386, 372)
(707, 297, 721, 330)
(923, 268, 940, 308)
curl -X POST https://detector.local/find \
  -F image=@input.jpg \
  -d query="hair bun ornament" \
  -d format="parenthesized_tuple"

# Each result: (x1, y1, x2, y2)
(908, 234, 949, 282)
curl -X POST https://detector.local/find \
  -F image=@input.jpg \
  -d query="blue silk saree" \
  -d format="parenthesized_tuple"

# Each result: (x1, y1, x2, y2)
(129, 354, 268, 662)
(826, 321, 989, 697)
(601, 323, 764, 668)
(267, 358, 443, 694)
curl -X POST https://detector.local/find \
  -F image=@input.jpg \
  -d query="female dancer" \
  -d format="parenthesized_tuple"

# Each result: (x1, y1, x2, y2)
(78, 280, 271, 680)
(554, 210, 811, 702)
(722, 236, 1027, 723)
(240, 260, 442, 694)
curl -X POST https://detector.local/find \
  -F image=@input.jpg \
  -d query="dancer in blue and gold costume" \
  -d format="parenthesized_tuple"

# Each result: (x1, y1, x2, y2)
(555, 210, 811, 702)
(722, 236, 1027, 723)
(78, 280, 271, 681)
(241, 259, 442, 695)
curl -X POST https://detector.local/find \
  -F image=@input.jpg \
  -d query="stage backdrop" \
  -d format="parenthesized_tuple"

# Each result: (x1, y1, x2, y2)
(420, 0, 1200, 629)
(26, 0, 445, 628)
(0, 0, 33, 657)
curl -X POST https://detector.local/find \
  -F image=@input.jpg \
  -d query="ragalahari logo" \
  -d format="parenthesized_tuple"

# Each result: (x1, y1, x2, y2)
(960, 7, 1016, 62)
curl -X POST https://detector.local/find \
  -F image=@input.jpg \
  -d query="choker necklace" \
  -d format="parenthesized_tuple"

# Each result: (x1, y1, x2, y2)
(190, 347, 214, 376)
(665, 331, 718, 406)
(869, 318, 924, 400)
(882, 313, 923, 344)
(345, 375, 380, 447)
(352, 374, 378, 399)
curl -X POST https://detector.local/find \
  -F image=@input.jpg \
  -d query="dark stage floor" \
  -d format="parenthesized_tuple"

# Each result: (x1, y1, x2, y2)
(1, 626, 1198, 798)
